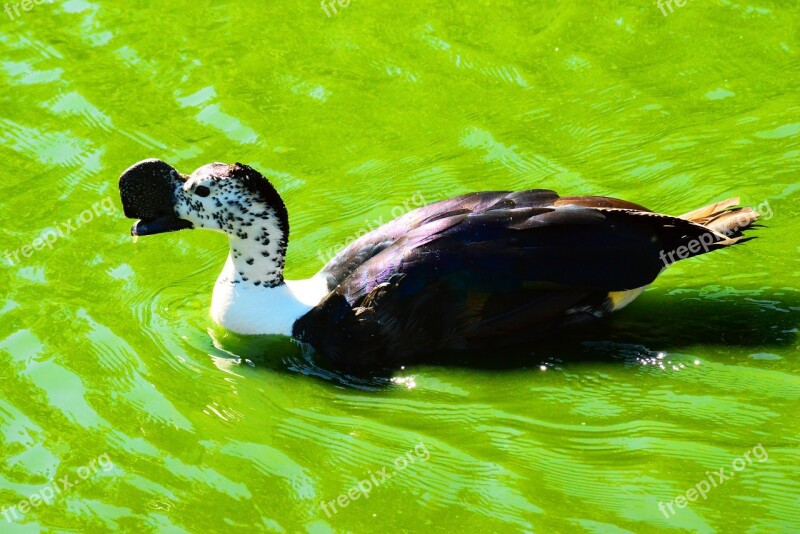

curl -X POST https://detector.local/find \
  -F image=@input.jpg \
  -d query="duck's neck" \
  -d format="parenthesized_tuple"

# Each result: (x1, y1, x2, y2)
(218, 218, 288, 287)
(210, 229, 329, 336)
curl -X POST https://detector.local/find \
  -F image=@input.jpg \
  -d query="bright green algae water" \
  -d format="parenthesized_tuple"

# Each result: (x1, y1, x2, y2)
(1, 1, 799, 532)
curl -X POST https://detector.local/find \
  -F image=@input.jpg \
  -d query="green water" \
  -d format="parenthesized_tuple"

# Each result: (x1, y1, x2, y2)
(1, 0, 799, 532)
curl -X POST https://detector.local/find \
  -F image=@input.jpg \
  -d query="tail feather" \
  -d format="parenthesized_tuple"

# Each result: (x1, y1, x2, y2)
(703, 207, 759, 237)
(679, 197, 741, 223)
(679, 197, 760, 245)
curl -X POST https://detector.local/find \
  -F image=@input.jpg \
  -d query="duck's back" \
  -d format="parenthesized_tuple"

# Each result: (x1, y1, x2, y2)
(297, 190, 742, 370)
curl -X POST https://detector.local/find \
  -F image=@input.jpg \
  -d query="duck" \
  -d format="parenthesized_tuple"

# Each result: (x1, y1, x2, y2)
(118, 159, 759, 371)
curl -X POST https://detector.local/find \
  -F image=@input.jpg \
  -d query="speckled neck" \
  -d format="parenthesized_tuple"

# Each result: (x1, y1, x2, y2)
(216, 211, 288, 288)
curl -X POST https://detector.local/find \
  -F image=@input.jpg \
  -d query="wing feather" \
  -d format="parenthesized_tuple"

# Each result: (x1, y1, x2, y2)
(296, 190, 724, 370)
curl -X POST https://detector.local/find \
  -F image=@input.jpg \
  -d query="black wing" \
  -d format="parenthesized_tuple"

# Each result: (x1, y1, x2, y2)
(296, 191, 720, 371)
(317, 190, 559, 288)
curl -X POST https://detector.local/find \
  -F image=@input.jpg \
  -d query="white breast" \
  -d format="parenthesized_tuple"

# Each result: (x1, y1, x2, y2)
(210, 268, 329, 336)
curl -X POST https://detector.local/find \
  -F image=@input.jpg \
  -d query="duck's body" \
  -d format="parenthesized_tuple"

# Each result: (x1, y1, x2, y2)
(119, 160, 759, 371)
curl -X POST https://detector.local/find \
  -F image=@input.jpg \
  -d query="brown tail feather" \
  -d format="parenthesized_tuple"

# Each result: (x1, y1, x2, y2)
(680, 197, 760, 244)
(680, 197, 740, 223)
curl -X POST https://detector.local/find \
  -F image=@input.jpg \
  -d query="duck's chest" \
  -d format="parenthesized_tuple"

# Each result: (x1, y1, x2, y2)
(210, 276, 329, 336)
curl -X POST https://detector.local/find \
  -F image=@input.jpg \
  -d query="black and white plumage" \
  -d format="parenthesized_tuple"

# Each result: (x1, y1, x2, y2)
(119, 160, 759, 371)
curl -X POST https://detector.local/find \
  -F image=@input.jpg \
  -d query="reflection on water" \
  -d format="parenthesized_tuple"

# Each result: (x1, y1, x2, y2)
(0, 0, 798, 531)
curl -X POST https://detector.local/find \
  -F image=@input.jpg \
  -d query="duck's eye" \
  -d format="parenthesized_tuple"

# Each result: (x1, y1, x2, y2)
(195, 185, 211, 197)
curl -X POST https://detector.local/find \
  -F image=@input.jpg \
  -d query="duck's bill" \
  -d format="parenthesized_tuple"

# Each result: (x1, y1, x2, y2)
(119, 159, 193, 237)
(131, 216, 193, 237)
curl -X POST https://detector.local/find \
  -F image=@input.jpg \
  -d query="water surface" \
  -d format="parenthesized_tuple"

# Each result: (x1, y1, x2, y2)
(1, 0, 798, 532)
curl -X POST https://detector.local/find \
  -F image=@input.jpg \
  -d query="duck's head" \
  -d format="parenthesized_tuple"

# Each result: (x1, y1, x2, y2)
(119, 159, 290, 286)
